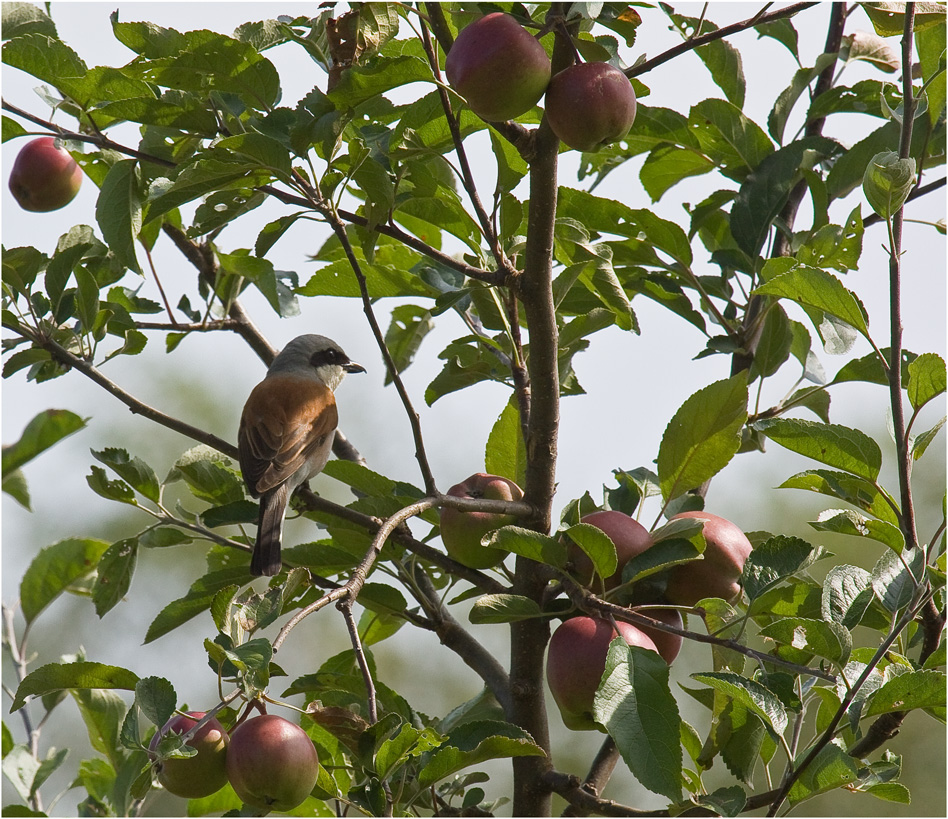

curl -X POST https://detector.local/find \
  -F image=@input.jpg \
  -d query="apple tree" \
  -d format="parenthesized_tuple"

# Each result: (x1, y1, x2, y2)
(2, 2, 946, 816)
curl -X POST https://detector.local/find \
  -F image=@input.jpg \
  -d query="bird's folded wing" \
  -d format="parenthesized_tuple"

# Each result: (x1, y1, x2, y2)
(238, 375, 339, 495)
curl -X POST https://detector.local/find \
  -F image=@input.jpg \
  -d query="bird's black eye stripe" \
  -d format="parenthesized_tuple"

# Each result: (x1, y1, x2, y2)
(310, 348, 344, 368)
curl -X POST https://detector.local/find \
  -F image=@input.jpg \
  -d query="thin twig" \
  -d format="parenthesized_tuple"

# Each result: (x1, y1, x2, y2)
(339, 604, 378, 723)
(627, 2, 820, 78)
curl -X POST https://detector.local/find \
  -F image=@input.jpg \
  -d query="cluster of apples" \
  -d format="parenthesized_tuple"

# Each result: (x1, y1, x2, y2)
(548, 509, 752, 730)
(148, 711, 319, 810)
(439, 478, 752, 731)
(7, 137, 83, 212)
(445, 13, 637, 152)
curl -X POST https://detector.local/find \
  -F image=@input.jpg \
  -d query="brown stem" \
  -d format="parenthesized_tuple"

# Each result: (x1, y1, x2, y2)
(628, 3, 821, 79)
(506, 12, 572, 813)
(561, 737, 621, 816)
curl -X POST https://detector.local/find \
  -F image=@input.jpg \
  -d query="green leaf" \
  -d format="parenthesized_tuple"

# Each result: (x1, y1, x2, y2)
(1, 34, 87, 98)
(86, 465, 137, 505)
(748, 302, 792, 381)
(135, 676, 176, 730)
(768, 55, 837, 144)
(11, 662, 139, 712)
(756, 418, 882, 480)
(787, 741, 859, 805)
(912, 416, 945, 460)
(758, 617, 852, 666)
(563, 522, 619, 582)
(688, 98, 773, 176)
(691, 672, 788, 735)
(780, 445, 891, 491)
(383, 304, 433, 385)
(731, 138, 840, 258)
(907, 352, 946, 411)
(822, 564, 875, 629)
(657, 373, 748, 501)
(863, 151, 916, 219)
(871, 547, 926, 612)
(330, 54, 433, 108)
(743, 536, 823, 602)
(485, 397, 527, 487)
(468, 594, 543, 624)
(594, 641, 682, 802)
(640, 146, 716, 201)
(810, 508, 905, 553)
(861, 782, 911, 803)
(796, 207, 864, 272)
(666, 8, 745, 108)
(19, 538, 110, 625)
(92, 538, 139, 617)
(145, 568, 250, 643)
(863, 2, 946, 37)
(2, 3, 57, 39)
(865, 670, 946, 716)
(2, 409, 86, 475)
(417, 721, 544, 787)
(91, 448, 160, 503)
(96, 160, 143, 275)
(484, 526, 567, 569)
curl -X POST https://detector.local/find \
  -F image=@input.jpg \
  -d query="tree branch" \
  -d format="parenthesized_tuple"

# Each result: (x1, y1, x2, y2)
(628, 2, 821, 79)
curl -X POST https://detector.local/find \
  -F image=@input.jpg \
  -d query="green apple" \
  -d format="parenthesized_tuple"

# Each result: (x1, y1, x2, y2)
(440, 473, 523, 568)
(8, 137, 83, 212)
(445, 12, 551, 121)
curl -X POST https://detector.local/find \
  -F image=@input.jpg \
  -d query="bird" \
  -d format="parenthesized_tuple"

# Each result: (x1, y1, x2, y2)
(238, 334, 365, 576)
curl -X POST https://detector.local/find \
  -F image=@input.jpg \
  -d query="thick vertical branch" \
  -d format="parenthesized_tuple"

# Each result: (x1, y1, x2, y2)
(506, 14, 570, 816)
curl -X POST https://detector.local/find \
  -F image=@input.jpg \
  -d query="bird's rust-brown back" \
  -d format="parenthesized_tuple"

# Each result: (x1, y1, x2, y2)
(238, 375, 339, 495)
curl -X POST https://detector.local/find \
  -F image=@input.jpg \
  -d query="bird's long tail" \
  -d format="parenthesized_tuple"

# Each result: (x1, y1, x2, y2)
(252, 484, 289, 576)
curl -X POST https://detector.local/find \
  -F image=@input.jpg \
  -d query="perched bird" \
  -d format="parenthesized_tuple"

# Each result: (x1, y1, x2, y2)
(238, 335, 365, 576)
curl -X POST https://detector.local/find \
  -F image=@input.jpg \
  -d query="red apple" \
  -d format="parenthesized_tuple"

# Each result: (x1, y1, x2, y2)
(226, 714, 319, 812)
(445, 12, 551, 122)
(8, 136, 83, 212)
(665, 511, 753, 606)
(636, 608, 684, 665)
(544, 62, 637, 151)
(546, 615, 659, 731)
(148, 711, 229, 799)
(440, 473, 523, 568)
(567, 510, 653, 590)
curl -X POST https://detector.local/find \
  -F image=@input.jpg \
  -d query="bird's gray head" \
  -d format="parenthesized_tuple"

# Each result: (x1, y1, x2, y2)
(268, 334, 365, 390)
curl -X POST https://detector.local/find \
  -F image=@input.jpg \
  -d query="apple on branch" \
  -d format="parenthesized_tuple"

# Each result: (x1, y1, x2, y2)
(445, 12, 551, 122)
(566, 509, 653, 590)
(8, 136, 83, 212)
(665, 511, 753, 606)
(544, 62, 637, 152)
(148, 711, 229, 799)
(546, 615, 669, 731)
(226, 714, 319, 812)
(440, 473, 523, 569)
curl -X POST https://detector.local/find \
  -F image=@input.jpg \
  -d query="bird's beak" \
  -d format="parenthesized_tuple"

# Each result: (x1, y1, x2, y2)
(346, 361, 366, 374)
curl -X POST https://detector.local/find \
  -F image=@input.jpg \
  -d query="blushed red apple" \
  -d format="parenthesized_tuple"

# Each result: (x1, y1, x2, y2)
(546, 615, 660, 731)
(544, 62, 637, 151)
(8, 136, 83, 212)
(566, 510, 653, 590)
(665, 511, 753, 606)
(226, 714, 319, 812)
(440, 473, 523, 568)
(445, 12, 551, 121)
(148, 711, 229, 799)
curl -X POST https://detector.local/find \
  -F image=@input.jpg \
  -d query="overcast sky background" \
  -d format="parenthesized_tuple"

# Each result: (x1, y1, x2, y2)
(2, 2, 945, 815)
